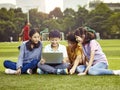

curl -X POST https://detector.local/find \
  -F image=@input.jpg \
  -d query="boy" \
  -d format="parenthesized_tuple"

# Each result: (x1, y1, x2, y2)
(37, 30, 69, 74)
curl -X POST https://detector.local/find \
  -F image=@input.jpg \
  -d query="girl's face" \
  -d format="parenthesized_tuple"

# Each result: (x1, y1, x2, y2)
(67, 41, 77, 48)
(31, 32, 40, 44)
(75, 35, 84, 44)
(49, 37, 60, 47)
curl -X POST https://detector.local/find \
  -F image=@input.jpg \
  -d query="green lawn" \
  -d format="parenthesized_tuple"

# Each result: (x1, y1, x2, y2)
(0, 40, 120, 90)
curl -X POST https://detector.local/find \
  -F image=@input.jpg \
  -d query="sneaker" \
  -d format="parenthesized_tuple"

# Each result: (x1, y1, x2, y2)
(113, 70, 120, 75)
(57, 68, 68, 75)
(37, 68, 44, 74)
(27, 69, 32, 75)
(5, 69, 17, 74)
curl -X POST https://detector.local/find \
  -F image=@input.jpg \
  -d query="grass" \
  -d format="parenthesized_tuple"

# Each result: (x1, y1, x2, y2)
(0, 40, 120, 90)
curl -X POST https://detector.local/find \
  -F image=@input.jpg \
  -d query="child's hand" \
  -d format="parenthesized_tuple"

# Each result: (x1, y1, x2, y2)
(16, 68, 21, 75)
(69, 68, 75, 75)
(40, 58, 46, 64)
(75, 35, 81, 43)
(62, 57, 69, 64)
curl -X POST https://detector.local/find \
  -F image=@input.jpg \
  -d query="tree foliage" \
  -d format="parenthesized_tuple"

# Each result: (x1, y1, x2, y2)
(0, 3, 120, 41)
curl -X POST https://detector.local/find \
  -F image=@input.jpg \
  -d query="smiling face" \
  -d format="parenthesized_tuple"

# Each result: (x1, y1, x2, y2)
(49, 37, 60, 47)
(30, 32, 40, 44)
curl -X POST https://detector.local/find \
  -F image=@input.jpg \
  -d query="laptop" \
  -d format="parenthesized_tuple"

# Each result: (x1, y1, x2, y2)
(42, 52, 63, 64)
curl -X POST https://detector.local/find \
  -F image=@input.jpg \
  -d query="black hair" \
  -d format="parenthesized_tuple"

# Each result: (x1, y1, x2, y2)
(49, 29, 61, 38)
(84, 26, 96, 39)
(24, 21, 28, 25)
(75, 27, 95, 44)
(66, 32, 78, 43)
(26, 29, 40, 51)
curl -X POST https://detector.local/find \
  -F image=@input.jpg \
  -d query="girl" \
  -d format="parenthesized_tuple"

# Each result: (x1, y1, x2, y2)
(66, 32, 86, 74)
(3, 29, 42, 75)
(75, 27, 120, 76)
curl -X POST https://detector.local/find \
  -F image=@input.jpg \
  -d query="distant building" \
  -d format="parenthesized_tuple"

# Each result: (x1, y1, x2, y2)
(0, 0, 16, 10)
(0, 0, 90, 13)
(89, 0, 120, 10)
(16, 0, 43, 13)
(63, 0, 89, 11)
(16, 0, 89, 13)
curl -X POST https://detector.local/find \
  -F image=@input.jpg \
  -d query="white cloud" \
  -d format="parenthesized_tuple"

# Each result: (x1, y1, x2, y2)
(0, 0, 16, 5)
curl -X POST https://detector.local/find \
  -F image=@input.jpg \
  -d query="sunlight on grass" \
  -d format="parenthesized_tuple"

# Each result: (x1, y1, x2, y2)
(0, 40, 120, 90)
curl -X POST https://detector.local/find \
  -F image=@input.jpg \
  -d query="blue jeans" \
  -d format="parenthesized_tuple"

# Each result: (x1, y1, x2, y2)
(3, 59, 39, 74)
(77, 62, 114, 75)
(37, 63, 69, 74)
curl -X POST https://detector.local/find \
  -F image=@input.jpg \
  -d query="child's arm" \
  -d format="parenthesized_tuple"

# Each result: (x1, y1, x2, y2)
(39, 58, 46, 64)
(70, 55, 81, 74)
(16, 67, 21, 75)
(63, 57, 70, 63)
(19, 29, 24, 36)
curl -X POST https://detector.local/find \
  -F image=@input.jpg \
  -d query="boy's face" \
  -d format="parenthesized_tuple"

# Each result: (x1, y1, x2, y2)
(49, 37, 60, 47)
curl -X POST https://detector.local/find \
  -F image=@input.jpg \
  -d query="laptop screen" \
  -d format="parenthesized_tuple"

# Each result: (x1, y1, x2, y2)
(42, 52, 63, 64)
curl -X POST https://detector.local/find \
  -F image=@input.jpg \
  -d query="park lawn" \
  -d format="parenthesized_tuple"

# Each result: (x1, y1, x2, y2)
(0, 40, 120, 90)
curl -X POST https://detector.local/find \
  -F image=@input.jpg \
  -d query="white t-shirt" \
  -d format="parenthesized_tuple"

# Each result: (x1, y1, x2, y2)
(44, 44, 68, 58)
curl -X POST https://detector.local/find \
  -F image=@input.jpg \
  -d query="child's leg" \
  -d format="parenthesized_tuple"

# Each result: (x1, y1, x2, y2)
(38, 64, 56, 74)
(54, 63, 69, 74)
(3, 60, 17, 70)
(76, 65, 86, 73)
(55, 63, 69, 69)
(88, 62, 113, 75)
(21, 59, 39, 73)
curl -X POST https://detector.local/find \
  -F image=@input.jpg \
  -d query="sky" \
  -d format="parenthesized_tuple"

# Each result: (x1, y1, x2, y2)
(0, 0, 120, 4)
(0, 0, 120, 13)
(100, 0, 120, 3)
(0, 0, 16, 4)
(45, 0, 63, 13)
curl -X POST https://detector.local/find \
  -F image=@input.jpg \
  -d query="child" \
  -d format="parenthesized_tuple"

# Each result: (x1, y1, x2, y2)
(66, 32, 86, 74)
(37, 30, 69, 75)
(19, 21, 30, 41)
(3, 29, 42, 75)
(74, 27, 120, 76)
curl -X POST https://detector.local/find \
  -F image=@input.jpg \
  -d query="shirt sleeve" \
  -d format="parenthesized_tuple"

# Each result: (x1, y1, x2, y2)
(43, 45, 49, 52)
(62, 46, 68, 58)
(38, 42, 43, 60)
(16, 43, 25, 69)
(90, 40, 98, 51)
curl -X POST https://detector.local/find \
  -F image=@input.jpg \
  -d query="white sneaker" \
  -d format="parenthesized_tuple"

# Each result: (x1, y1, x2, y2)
(113, 70, 120, 75)
(27, 69, 32, 75)
(5, 69, 17, 74)
(37, 68, 44, 74)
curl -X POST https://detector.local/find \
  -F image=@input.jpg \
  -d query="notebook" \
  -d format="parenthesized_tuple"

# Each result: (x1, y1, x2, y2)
(42, 52, 63, 64)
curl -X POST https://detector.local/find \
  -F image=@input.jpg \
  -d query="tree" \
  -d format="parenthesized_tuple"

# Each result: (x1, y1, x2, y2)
(0, 8, 9, 21)
(86, 3, 113, 38)
(0, 21, 16, 41)
(75, 6, 88, 28)
(62, 8, 76, 33)
(43, 19, 61, 31)
(29, 8, 49, 29)
(49, 7, 63, 19)
(105, 12, 120, 38)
